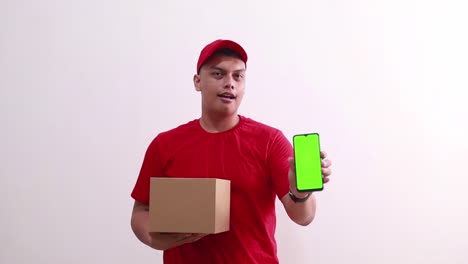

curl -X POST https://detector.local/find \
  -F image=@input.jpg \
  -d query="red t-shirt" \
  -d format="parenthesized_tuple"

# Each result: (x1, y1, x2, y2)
(131, 115, 293, 264)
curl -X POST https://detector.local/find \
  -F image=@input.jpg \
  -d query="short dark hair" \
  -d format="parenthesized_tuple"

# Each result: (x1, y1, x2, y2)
(198, 48, 245, 74)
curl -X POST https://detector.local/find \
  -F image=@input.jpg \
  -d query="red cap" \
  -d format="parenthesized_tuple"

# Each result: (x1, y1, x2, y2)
(196, 39, 248, 73)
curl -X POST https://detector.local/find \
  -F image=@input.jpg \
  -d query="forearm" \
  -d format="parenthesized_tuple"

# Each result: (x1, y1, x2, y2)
(131, 209, 152, 246)
(281, 192, 317, 226)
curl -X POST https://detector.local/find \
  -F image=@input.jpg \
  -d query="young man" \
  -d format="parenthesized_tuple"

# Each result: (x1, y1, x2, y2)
(130, 39, 332, 263)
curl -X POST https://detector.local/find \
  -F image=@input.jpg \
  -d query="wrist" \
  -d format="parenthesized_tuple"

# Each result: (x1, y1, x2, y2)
(288, 189, 311, 203)
(289, 186, 310, 198)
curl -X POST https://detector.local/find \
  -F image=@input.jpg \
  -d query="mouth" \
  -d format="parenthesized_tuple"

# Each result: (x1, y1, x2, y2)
(218, 93, 236, 100)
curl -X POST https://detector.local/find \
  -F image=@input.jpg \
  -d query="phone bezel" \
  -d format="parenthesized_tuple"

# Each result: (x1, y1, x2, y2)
(293, 133, 324, 192)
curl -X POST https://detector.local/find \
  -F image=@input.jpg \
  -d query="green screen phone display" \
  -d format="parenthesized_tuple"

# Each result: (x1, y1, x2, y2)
(293, 133, 323, 192)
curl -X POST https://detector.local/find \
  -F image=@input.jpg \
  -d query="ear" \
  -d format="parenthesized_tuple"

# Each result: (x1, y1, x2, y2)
(193, 74, 201, 91)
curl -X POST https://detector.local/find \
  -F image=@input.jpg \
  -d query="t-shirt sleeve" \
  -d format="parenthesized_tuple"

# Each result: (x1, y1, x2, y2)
(268, 130, 294, 199)
(130, 136, 164, 205)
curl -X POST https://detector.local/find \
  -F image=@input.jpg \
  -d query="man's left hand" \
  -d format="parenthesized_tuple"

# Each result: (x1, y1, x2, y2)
(288, 151, 332, 197)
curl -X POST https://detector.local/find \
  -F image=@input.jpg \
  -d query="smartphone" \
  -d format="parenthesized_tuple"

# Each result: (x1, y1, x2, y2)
(293, 133, 323, 192)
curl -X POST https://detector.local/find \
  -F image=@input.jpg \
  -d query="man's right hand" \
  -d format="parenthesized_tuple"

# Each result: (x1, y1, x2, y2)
(131, 201, 208, 251)
(149, 232, 207, 250)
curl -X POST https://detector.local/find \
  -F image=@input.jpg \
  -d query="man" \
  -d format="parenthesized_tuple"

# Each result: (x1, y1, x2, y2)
(130, 39, 332, 263)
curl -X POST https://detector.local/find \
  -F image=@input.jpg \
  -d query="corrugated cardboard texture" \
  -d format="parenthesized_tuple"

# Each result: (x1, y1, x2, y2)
(149, 178, 230, 234)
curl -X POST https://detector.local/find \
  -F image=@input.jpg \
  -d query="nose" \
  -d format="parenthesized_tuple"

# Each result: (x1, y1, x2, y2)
(223, 75, 235, 90)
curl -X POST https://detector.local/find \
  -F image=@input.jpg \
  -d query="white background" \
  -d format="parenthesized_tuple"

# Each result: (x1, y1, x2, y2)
(1, 0, 467, 263)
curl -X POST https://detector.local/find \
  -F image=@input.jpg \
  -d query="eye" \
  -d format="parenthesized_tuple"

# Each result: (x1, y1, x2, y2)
(211, 71, 223, 79)
(234, 73, 244, 79)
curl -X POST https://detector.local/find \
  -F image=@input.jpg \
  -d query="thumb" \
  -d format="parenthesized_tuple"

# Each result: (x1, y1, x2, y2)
(288, 157, 295, 171)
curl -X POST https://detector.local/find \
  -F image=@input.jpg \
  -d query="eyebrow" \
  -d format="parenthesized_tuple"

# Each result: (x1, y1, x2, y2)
(209, 66, 246, 73)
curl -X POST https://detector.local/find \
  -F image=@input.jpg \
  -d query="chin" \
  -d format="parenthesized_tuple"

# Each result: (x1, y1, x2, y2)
(218, 108, 238, 117)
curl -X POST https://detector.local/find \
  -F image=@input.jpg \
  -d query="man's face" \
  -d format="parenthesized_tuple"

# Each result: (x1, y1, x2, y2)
(194, 54, 246, 117)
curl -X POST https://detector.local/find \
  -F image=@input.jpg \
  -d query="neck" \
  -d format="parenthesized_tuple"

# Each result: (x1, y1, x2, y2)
(199, 113, 240, 133)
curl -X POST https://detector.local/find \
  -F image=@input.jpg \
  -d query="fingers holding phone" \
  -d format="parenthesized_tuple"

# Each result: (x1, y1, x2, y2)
(321, 155, 332, 182)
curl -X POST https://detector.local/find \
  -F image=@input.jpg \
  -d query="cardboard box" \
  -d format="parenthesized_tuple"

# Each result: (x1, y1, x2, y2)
(149, 177, 230, 234)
